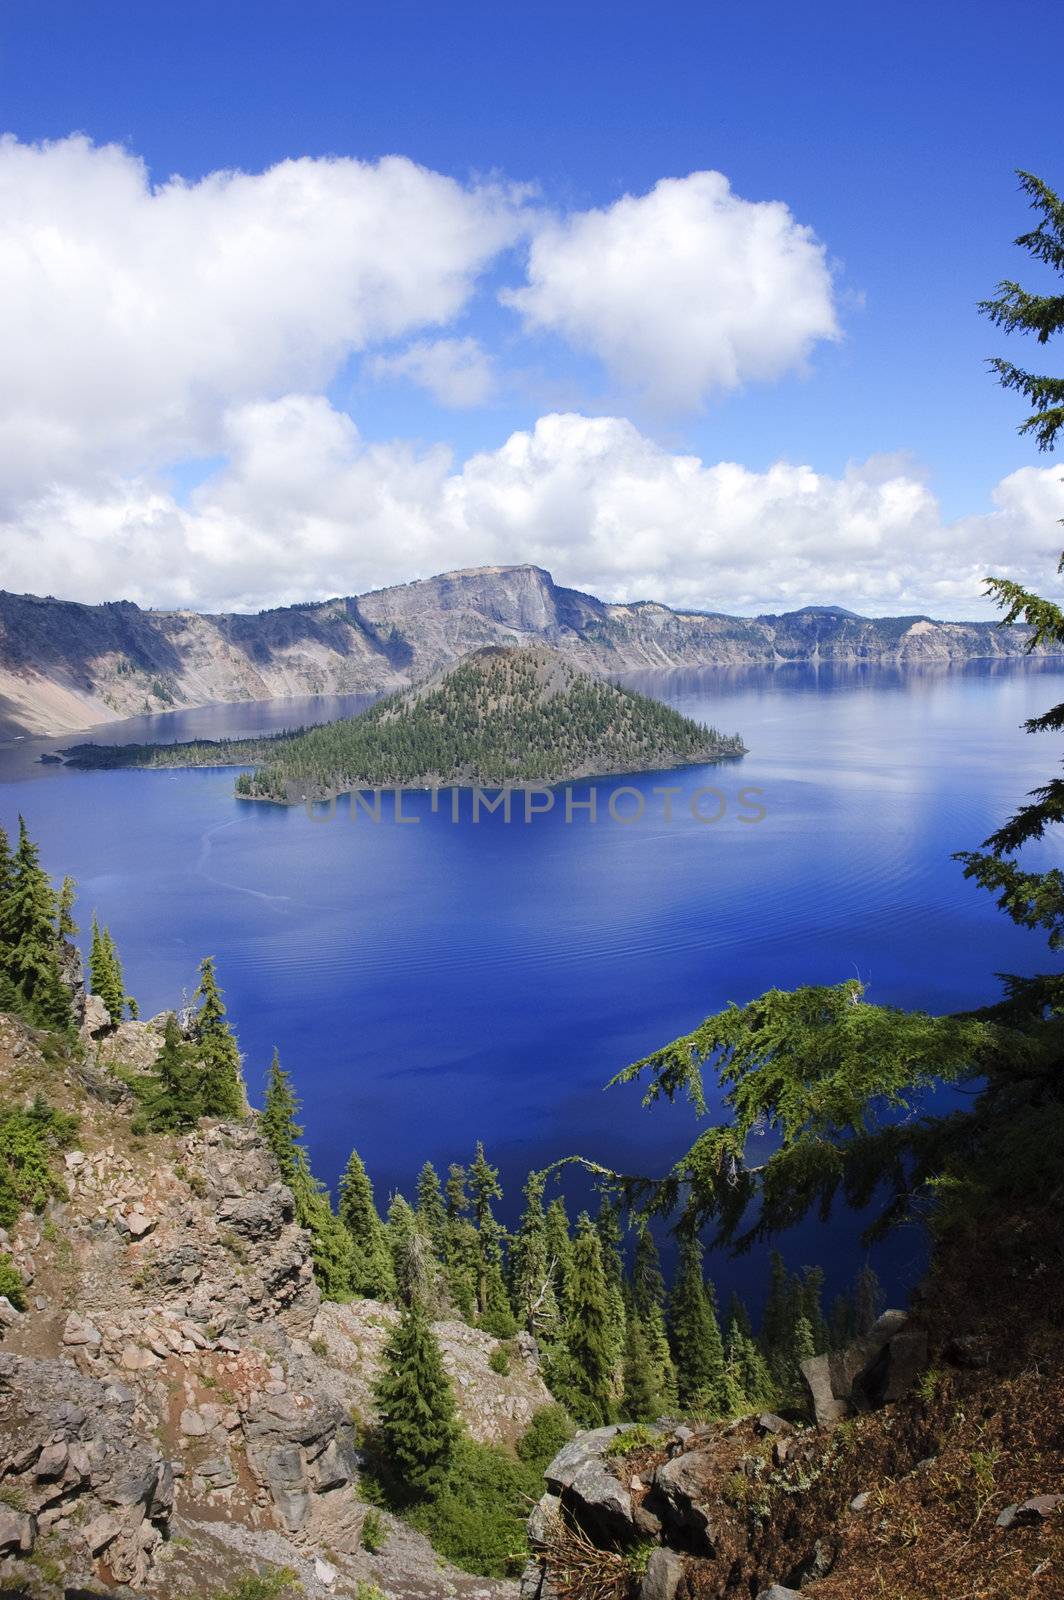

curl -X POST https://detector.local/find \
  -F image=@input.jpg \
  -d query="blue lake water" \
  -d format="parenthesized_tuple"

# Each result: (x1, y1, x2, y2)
(2, 659, 1062, 1314)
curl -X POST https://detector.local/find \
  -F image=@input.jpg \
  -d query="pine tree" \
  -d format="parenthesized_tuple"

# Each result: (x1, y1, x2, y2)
(510, 1170, 561, 1340)
(478, 1214, 517, 1337)
(854, 1264, 883, 1336)
(558, 1213, 614, 1427)
(372, 1296, 460, 1499)
(290, 1151, 354, 1301)
(594, 1196, 628, 1370)
(445, 1163, 468, 1220)
(468, 1142, 502, 1228)
(760, 1250, 793, 1384)
(443, 1217, 480, 1322)
(57, 877, 77, 940)
(89, 914, 125, 1022)
(632, 1221, 667, 1322)
(799, 1266, 829, 1356)
(339, 1149, 395, 1299)
(725, 1291, 753, 1343)
(621, 1313, 659, 1422)
(544, 1196, 575, 1318)
(261, 1049, 301, 1187)
(793, 1314, 815, 1367)
(140, 1013, 201, 1131)
(4, 819, 69, 1028)
(828, 1293, 857, 1350)
(192, 957, 245, 1118)
(668, 1237, 727, 1416)
(415, 1161, 447, 1257)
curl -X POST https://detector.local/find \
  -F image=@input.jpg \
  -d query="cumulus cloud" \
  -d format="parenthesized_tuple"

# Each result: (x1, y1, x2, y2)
(369, 336, 496, 406)
(0, 134, 525, 501)
(3, 405, 1061, 618)
(503, 171, 840, 408)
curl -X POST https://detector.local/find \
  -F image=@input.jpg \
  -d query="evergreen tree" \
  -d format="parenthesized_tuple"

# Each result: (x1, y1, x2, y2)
(544, 1195, 575, 1318)
(828, 1292, 857, 1350)
(854, 1264, 883, 1336)
(415, 1161, 447, 1256)
(760, 1251, 794, 1384)
(510, 1170, 561, 1341)
(668, 1237, 727, 1416)
(191, 957, 245, 1118)
(793, 1314, 815, 1368)
(89, 914, 126, 1022)
(725, 1291, 753, 1343)
(443, 1217, 480, 1322)
(631, 1221, 667, 1322)
(445, 1162, 468, 1220)
(57, 877, 77, 940)
(594, 1196, 628, 1371)
(468, 1142, 502, 1228)
(558, 1213, 614, 1427)
(372, 1296, 460, 1499)
(339, 1149, 396, 1299)
(621, 1312, 659, 1422)
(478, 1214, 517, 1337)
(978, 172, 1064, 451)
(290, 1151, 354, 1301)
(139, 1013, 202, 1131)
(103, 928, 137, 1019)
(4, 819, 68, 1028)
(261, 1049, 301, 1186)
(799, 1266, 829, 1356)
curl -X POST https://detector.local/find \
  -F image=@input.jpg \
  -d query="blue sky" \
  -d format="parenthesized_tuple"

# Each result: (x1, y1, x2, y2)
(0, 0, 1061, 615)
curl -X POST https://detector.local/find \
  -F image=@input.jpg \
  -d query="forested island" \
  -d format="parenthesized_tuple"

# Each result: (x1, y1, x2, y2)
(59, 645, 745, 802)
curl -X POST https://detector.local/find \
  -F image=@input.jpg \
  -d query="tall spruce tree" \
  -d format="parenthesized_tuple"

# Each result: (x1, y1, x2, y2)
(854, 1264, 883, 1336)
(261, 1049, 301, 1186)
(478, 1213, 517, 1337)
(415, 1161, 447, 1257)
(621, 1312, 659, 1422)
(4, 819, 68, 1028)
(558, 1213, 615, 1427)
(191, 957, 245, 1118)
(339, 1150, 395, 1299)
(290, 1150, 354, 1301)
(140, 1013, 201, 1131)
(372, 1295, 459, 1499)
(468, 1142, 502, 1228)
(57, 877, 77, 940)
(668, 1236, 727, 1416)
(544, 1196, 575, 1318)
(510, 1169, 561, 1341)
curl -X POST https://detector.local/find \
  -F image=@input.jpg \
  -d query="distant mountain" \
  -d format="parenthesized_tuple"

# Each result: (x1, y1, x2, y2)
(62, 644, 746, 800)
(0, 565, 1039, 737)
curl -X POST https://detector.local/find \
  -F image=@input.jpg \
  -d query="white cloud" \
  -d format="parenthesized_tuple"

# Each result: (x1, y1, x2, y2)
(3, 405, 1062, 618)
(369, 336, 496, 407)
(0, 135, 525, 503)
(503, 171, 840, 408)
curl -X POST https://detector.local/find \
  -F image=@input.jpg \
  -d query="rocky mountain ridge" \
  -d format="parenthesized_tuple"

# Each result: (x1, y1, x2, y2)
(0, 566, 1040, 737)
(0, 1003, 549, 1600)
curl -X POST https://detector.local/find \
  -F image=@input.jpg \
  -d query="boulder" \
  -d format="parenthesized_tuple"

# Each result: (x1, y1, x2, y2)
(566, 1462, 634, 1541)
(543, 1426, 622, 1492)
(80, 993, 111, 1038)
(640, 1548, 685, 1600)
(801, 1311, 922, 1425)
(652, 1449, 720, 1554)
(528, 1492, 561, 1547)
(0, 1507, 35, 1555)
(756, 1589, 804, 1600)
(996, 1494, 1063, 1528)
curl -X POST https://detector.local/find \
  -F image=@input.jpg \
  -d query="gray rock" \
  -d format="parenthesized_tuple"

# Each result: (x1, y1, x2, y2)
(756, 1412, 791, 1435)
(640, 1548, 685, 1600)
(528, 1491, 561, 1547)
(801, 1310, 918, 1425)
(756, 1589, 804, 1600)
(543, 1425, 621, 1491)
(218, 1183, 294, 1240)
(567, 1462, 634, 1540)
(653, 1449, 719, 1554)
(0, 1507, 35, 1555)
(0, 1296, 20, 1328)
(850, 1491, 870, 1512)
(997, 1494, 1063, 1528)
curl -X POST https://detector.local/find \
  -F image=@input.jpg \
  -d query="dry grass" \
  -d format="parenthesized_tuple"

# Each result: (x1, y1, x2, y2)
(542, 1509, 635, 1600)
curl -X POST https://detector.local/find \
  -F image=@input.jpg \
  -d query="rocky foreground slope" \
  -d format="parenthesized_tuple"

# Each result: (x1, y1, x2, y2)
(0, 566, 1040, 736)
(0, 1005, 549, 1600)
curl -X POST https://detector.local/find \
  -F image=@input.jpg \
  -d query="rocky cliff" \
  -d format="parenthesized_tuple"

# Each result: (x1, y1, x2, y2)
(0, 1008, 550, 1599)
(0, 568, 1039, 736)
